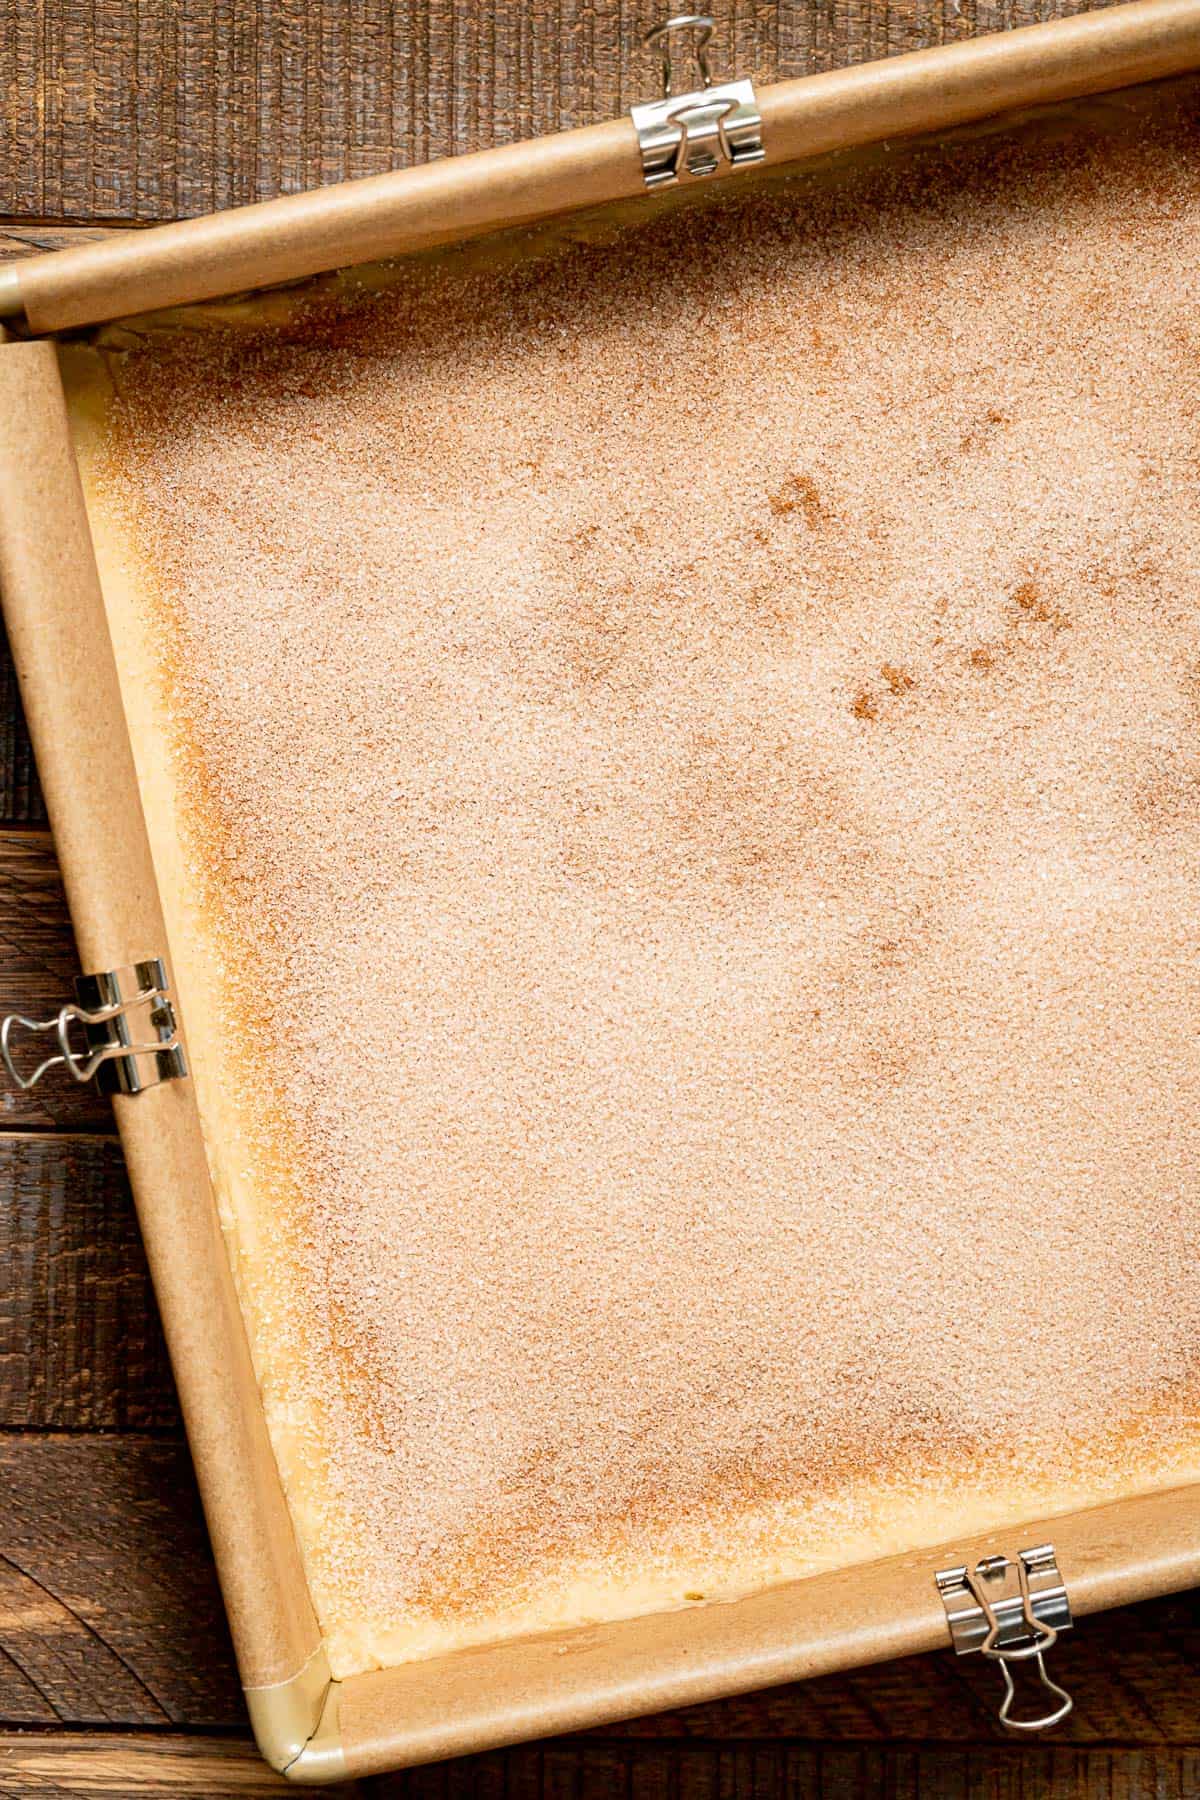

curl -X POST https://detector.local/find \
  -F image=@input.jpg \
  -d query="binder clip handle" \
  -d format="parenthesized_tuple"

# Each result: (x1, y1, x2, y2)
(644, 14, 715, 99)
(1, 957, 187, 1097)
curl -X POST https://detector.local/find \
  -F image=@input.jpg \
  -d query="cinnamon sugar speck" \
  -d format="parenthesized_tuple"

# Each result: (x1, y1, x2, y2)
(96, 98, 1200, 1673)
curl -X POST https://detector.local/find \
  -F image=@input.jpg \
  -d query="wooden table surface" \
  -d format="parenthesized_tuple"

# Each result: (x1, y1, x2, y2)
(2, 2, 1198, 1795)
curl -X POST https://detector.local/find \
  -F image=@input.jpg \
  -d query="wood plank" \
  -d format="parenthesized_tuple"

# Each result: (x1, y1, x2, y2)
(0, 1133, 175, 1430)
(0, 1, 1120, 227)
(0, 651, 43, 831)
(0, 1436, 241, 1727)
(0, 838, 111, 1131)
(391, 1742, 1200, 1798)
(2, 1734, 1200, 1800)
(0, 1731, 357, 1796)
(0, 228, 117, 258)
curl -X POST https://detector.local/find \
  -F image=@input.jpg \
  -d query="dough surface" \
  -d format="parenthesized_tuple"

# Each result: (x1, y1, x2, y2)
(65, 97, 1200, 1677)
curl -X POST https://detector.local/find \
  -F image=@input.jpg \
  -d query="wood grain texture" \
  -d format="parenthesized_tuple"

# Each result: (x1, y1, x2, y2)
(391, 1743, 1200, 1799)
(0, 0, 1118, 226)
(0, 651, 44, 830)
(2, 1734, 1200, 1799)
(0, 227, 117, 258)
(0, 1131, 175, 1430)
(0, 1732, 355, 1796)
(0, 1436, 241, 1727)
(0, 838, 110, 1131)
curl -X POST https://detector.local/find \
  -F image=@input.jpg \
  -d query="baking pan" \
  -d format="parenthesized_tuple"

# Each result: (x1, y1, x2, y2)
(2, 1, 1200, 1781)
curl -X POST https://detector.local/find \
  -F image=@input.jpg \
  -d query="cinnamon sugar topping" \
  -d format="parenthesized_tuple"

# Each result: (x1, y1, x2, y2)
(95, 97, 1200, 1673)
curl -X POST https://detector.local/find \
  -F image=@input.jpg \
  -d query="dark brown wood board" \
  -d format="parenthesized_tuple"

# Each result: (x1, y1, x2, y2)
(0, 1733, 328, 1795)
(0, 838, 108, 1130)
(0, 1131, 174, 1428)
(1, 4, 1196, 1793)
(0, 2, 1120, 225)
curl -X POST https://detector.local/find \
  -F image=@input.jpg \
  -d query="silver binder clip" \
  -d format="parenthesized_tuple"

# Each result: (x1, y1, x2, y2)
(2, 956, 187, 1097)
(936, 1544, 1073, 1733)
(632, 15, 764, 190)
